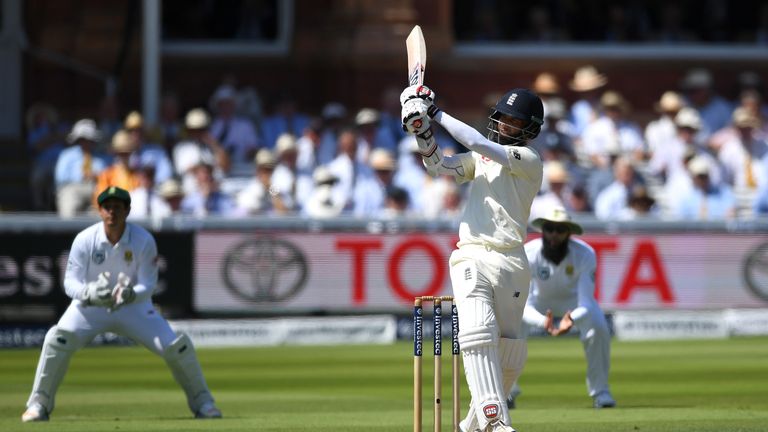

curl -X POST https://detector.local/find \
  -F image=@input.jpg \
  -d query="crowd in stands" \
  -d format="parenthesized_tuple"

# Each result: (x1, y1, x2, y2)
(22, 65, 768, 222)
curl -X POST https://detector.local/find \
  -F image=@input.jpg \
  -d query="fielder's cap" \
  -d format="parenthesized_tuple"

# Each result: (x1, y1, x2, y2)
(531, 205, 583, 235)
(674, 107, 703, 130)
(533, 72, 560, 95)
(732, 107, 760, 128)
(124, 111, 144, 130)
(655, 91, 684, 113)
(254, 148, 276, 168)
(97, 186, 131, 206)
(111, 129, 137, 153)
(682, 68, 713, 89)
(355, 108, 381, 126)
(67, 119, 102, 143)
(492, 88, 544, 126)
(275, 133, 298, 156)
(569, 65, 607, 92)
(369, 148, 396, 171)
(313, 166, 338, 185)
(185, 108, 211, 130)
(687, 155, 711, 176)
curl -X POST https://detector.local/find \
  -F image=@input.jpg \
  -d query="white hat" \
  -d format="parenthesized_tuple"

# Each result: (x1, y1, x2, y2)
(313, 166, 338, 185)
(533, 72, 560, 95)
(275, 133, 298, 156)
(687, 155, 711, 176)
(732, 107, 760, 128)
(355, 108, 380, 126)
(157, 179, 184, 198)
(544, 161, 570, 184)
(674, 107, 703, 130)
(569, 66, 607, 92)
(111, 129, 137, 153)
(530, 205, 583, 235)
(124, 111, 144, 129)
(67, 119, 102, 143)
(185, 108, 210, 129)
(682, 68, 713, 89)
(369, 148, 396, 171)
(543, 97, 566, 119)
(254, 148, 276, 168)
(655, 91, 684, 113)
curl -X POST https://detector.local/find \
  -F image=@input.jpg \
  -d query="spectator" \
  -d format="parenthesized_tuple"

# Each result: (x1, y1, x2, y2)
(271, 133, 307, 212)
(148, 91, 187, 157)
(530, 161, 572, 221)
(173, 108, 230, 195)
(531, 98, 579, 165)
(594, 156, 640, 220)
(317, 102, 348, 166)
(235, 149, 285, 215)
(379, 185, 410, 219)
(618, 184, 658, 220)
(27, 102, 67, 211)
(208, 84, 260, 176)
(753, 181, 768, 216)
(569, 65, 608, 139)
(710, 89, 768, 151)
(717, 108, 768, 191)
(303, 166, 344, 219)
(355, 108, 382, 163)
(582, 91, 645, 168)
(93, 130, 141, 207)
(327, 128, 370, 212)
(394, 135, 430, 215)
(353, 148, 397, 217)
(645, 91, 685, 157)
(375, 86, 408, 155)
(260, 93, 310, 150)
(97, 94, 122, 146)
(181, 161, 236, 217)
(157, 178, 185, 214)
(672, 156, 736, 220)
(295, 118, 324, 180)
(128, 165, 173, 220)
(124, 111, 174, 185)
(680, 68, 734, 140)
(54, 119, 109, 218)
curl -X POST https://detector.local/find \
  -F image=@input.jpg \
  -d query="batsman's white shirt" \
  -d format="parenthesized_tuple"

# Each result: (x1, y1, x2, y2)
(523, 237, 599, 327)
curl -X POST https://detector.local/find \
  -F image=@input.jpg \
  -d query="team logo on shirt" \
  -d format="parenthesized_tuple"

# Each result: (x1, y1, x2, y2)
(565, 265, 574, 276)
(537, 266, 550, 280)
(124, 250, 133, 263)
(92, 249, 105, 264)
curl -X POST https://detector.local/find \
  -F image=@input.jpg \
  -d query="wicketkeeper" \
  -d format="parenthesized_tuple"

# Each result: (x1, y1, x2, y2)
(22, 186, 222, 422)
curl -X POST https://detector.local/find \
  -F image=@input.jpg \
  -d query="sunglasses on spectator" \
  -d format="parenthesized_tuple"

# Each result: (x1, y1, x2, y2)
(542, 224, 569, 233)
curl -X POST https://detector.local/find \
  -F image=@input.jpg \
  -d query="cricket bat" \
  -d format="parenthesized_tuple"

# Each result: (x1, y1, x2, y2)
(406, 25, 426, 86)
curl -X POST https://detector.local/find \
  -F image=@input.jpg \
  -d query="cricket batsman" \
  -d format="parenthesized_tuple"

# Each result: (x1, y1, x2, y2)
(22, 186, 222, 422)
(401, 85, 544, 432)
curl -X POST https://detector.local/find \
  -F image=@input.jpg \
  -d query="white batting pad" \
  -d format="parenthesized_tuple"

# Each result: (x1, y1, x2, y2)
(26, 326, 79, 412)
(162, 333, 214, 413)
(499, 338, 527, 394)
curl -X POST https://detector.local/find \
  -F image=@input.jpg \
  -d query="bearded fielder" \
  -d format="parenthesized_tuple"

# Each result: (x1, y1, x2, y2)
(401, 85, 544, 432)
(509, 205, 615, 409)
(22, 186, 222, 422)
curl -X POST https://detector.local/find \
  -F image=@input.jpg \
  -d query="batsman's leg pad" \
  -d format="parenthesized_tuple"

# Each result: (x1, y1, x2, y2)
(162, 333, 214, 414)
(27, 326, 80, 413)
(457, 298, 509, 431)
(499, 338, 527, 395)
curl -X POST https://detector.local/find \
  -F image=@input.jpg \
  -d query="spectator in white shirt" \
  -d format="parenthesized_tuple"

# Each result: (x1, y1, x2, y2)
(208, 84, 260, 176)
(582, 91, 645, 169)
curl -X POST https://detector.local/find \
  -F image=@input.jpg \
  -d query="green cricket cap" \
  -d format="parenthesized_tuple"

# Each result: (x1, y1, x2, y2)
(97, 186, 132, 206)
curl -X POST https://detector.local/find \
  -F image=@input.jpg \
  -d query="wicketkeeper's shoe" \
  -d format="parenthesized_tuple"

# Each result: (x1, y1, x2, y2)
(21, 403, 49, 422)
(593, 391, 616, 409)
(195, 401, 222, 419)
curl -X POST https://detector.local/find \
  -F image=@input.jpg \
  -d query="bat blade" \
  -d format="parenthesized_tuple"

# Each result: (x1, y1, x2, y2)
(406, 25, 426, 86)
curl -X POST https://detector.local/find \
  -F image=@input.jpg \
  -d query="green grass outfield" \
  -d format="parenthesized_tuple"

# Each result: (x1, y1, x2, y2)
(1, 336, 767, 432)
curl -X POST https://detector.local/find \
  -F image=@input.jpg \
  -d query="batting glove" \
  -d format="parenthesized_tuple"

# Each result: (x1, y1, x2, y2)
(402, 99, 432, 135)
(400, 84, 436, 105)
(84, 271, 113, 307)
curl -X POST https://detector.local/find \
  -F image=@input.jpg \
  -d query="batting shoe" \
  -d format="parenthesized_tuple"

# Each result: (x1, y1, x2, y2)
(487, 420, 516, 432)
(593, 391, 616, 409)
(21, 403, 49, 422)
(195, 401, 222, 419)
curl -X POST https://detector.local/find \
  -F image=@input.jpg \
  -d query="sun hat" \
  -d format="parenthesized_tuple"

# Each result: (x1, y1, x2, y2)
(531, 205, 583, 235)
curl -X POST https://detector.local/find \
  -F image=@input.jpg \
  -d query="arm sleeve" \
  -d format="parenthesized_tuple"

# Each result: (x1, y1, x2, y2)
(434, 111, 542, 179)
(63, 234, 89, 300)
(571, 250, 599, 323)
(131, 235, 159, 303)
(522, 303, 548, 328)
